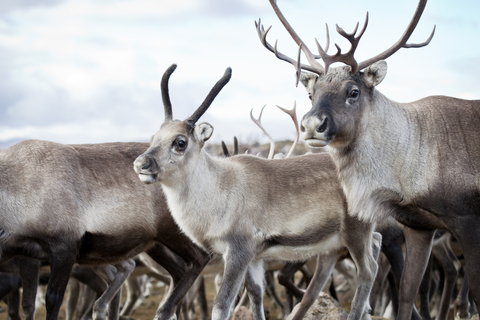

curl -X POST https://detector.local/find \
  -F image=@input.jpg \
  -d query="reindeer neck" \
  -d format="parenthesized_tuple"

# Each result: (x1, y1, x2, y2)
(328, 90, 432, 220)
(159, 149, 231, 248)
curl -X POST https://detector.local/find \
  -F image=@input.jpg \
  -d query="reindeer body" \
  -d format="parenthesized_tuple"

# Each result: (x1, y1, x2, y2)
(162, 152, 345, 260)
(327, 92, 480, 227)
(0, 139, 210, 320)
(1, 140, 159, 261)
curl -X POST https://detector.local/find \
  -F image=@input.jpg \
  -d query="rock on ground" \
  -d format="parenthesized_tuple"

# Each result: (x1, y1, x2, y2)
(287, 291, 348, 320)
(231, 306, 254, 320)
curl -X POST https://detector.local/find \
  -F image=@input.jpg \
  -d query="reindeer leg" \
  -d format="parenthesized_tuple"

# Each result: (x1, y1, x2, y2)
(147, 243, 210, 320)
(120, 276, 142, 316)
(264, 270, 287, 318)
(244, 259, 266, 320)
(183, 275, 207, 320)
(92, 259, 136, 320)
(369, 253, 390, 316)
(193, 276, 209, 320)
(396, 227, 435, 320)
(431, 233, 460, 320)
(12, 257, 41, 320)
(45, 249, 76, 320)
(385, 271, 398, 318)
(70, 265, 108, 297)
(381, 232, 423, 320)
(449, 217, 480, 316)
(277, 262, 307, 300)
(454, 274, 471, 320)
(289, 252, 340, 320)
(6, 285, 21, 320)
(418, 255, 433, 320)
(212, 245, 254, 320)
(378, 225, 416, 319)
(344, 217, 380, 320)
(65, 278, 81, 320)
(78, 285, 97, 320)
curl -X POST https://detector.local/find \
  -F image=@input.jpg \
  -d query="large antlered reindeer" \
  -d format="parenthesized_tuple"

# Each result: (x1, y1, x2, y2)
(256, 0, 480, 319)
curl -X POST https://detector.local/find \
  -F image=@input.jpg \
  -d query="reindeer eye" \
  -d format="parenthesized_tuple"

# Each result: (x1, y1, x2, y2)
(348, 89, 359, 98)
(173, 136, 188, 153)
(177, 140, 187, 151)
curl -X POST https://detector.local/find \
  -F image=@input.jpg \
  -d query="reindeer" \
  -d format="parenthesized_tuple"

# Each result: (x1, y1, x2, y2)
(134, 63, 382, 320)
(255, 0, 480, 319)
(0, 133, 212, 318)
(252, 103, 414, 318)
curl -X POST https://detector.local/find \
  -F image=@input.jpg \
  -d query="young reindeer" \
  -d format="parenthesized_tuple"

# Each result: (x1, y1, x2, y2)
(256, 0, 480, 319)
(134, 64, 382, 320)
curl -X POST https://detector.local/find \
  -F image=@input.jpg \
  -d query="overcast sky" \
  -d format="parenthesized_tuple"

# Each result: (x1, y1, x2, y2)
(1, 0, 479, 148)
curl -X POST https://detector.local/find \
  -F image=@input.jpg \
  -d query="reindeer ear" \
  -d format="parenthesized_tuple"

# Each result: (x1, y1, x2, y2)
(194, 122, 214, 142)
(299, 72, 318, 99)
(299, 72, 318, 89)
(363, 60, 387, 88)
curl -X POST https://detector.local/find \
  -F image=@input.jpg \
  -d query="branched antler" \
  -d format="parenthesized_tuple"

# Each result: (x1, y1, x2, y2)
(250, 105, 275, 159)
(276, 101, 299, 158)
(258, 0, 435, 75)
(356, 0, 435, 71)
(316, 13, 368, 74)
(255, 18, 329, 86)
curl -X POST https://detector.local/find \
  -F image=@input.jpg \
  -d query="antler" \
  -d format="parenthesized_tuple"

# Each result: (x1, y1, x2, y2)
(255, 19, 330, 86)
(221, 141, 230, 157)
(186, 67, 232, 127)
(316, 14, 369, 74)
(356, 0, 435, 71)
(259, 0, 435, 75)
(250, 105, 275, 160)
(276, 101, 299, 158)
(233, 136, 239, 156)
(161, 63, 177, 121)
(221, 137, 239, 157)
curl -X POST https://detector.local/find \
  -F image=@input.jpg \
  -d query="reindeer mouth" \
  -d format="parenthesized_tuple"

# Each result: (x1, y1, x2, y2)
(138, 173, 159, 184)
(305, 138, 329, 148)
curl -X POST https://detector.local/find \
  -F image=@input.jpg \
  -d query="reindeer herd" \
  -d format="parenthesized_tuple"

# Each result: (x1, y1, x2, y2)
(0, 0, 479, 319)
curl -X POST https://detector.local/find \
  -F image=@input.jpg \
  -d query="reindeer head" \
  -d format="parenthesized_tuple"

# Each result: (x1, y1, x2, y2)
(134, 64, 232, 184)
(256, 0, 434, 149)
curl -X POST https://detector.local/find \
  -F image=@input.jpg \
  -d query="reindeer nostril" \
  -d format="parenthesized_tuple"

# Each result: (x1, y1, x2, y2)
(300, 125, 306, 133)
(141, 159, 152, 170)
(317, 117, 328, 133)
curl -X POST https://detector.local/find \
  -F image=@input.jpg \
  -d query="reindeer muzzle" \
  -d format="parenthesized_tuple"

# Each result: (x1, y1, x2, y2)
(134, 155, 159, 184)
